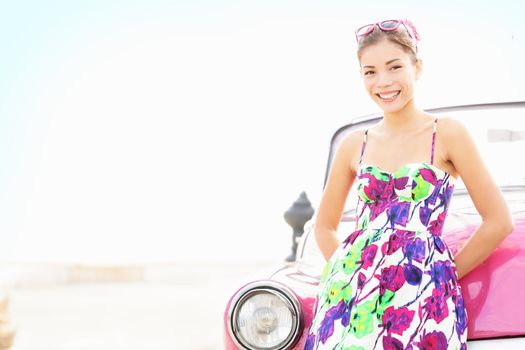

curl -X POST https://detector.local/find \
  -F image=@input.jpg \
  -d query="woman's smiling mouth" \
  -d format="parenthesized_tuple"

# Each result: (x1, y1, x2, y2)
(376, 90, 400, 102)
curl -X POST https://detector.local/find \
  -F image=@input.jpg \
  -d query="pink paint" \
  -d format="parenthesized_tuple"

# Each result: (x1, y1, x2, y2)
(223, 283, 248, 349)
(443, 218, 525, 339)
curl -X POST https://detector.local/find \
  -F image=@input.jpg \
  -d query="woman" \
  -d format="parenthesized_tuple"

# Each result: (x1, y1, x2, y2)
(305, 19, 514, 349)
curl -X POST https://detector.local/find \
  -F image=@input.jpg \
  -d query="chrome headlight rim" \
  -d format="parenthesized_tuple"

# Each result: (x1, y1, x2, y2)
(227, 280, 304, 350)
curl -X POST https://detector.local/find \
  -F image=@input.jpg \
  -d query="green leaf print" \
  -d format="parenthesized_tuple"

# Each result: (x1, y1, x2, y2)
(350, 299, 376, 338)
(370, 167, 390, 181)
(333, 239, 366, 275)
(357, 211, 369, 230)
(398, 194, 412, 202)
(376, 289, 396, 321)
(341, 346, 365, 350)
(412, 173, 431, 201)
(357, 183, 373, 204)
(326, 280, 353, 306)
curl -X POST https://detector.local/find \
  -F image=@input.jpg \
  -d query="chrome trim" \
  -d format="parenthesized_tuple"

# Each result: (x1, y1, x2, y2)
(227, 280, 304, 350)
(296, 222, 314, 262)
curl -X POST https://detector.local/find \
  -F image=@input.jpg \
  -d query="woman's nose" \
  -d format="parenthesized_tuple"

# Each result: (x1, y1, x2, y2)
(376, 75, 393, 88)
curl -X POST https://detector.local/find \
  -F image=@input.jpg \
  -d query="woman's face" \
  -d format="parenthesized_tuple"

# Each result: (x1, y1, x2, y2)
(359, 38, 421, 113)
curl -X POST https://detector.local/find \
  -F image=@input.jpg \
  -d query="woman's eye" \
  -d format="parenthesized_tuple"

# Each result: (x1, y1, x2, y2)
(392, 65, 402, 70)
(364, 71, 374, 76)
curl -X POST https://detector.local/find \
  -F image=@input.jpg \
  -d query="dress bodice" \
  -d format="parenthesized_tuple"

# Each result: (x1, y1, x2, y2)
(354, 118, 457, 233)
(355, 161, 456, 233)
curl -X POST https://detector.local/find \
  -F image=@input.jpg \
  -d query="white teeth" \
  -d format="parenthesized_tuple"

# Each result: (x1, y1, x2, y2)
(378, 91, 400, 99)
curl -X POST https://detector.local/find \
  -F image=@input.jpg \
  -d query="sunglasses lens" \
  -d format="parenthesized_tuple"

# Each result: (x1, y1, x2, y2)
(380, 20, 400, 30)
(356, 24, 375, 37)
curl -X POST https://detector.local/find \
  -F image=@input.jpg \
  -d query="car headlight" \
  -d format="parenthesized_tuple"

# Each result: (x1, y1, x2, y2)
(228, 280, 303, 349)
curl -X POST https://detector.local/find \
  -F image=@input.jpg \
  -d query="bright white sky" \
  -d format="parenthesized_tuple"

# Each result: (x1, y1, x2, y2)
(0, 1, 524, 264)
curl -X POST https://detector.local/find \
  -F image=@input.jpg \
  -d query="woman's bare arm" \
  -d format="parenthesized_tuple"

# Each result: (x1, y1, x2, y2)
(314, 131, 361, 261)
(443, 118, 515, 279)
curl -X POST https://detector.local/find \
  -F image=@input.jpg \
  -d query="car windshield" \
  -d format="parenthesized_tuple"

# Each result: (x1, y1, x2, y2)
(325, 103, 525, 212)
(298, 102, 525, 267)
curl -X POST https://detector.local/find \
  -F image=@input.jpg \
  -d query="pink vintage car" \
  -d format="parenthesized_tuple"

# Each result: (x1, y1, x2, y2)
(223, 101, 525, 349)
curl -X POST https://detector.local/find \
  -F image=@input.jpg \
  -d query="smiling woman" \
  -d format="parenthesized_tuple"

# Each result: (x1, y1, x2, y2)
(358, 21, 422, 115)
(304, 19, 514, 350)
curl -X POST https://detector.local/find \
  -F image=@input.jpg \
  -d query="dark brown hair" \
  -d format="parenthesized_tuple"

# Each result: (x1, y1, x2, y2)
(356, 25, 419, 65)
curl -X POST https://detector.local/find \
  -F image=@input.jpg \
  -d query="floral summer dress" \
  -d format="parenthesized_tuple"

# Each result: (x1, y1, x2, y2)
(305, 117, 468, 350)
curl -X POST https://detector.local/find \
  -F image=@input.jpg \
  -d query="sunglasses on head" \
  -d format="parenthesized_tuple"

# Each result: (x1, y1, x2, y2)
(355, 19, 420, 47)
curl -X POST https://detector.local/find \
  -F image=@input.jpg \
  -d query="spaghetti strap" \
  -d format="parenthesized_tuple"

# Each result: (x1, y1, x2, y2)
(430, 117, 438, 165)
(358, 129, 368, 165)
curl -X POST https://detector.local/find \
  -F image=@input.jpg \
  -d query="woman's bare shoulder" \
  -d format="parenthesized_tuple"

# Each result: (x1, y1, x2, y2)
(437, 116, 470, 143)
(436, 116, 473, 165)
(338, 127, 367, 154)
(336, 127, 368, 174)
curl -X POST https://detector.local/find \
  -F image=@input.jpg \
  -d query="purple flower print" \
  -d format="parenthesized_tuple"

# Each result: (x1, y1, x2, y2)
(426, 179, 443, 205)
(403, 263, 423, 286)
(377, 265, 406, 295)
(341, 296, 355, 327)
(361, 244, 378, 270)
(394, 176, 409, 191)
(419, 206, 432, 226)
(318, 300, 347, 344)
(438, 184, 454, 211)
(381, 230, 410, 255)
(419, 168, 438, 186)
(443, 184, 454, 203)
(415, 330, 448, 350)
(403, 237, 426, 263)
(433, 235, 447, 254)
(370, 197, 395, 221)
(429, 260, 455, 291)
(428, 211, 446, 236)
(382, 334, 404, 350)
(417, 300, 424, 320)
(342, 229, 365, 248)
(382, 305, 415, 336)
(388, 201, 411, 227)
(362, 173, 390, 202)
(423, 288, 449, 324)
(453, 292, 468, 336)
(304, 333, 315, 350)
(357, 272, 367, 289)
